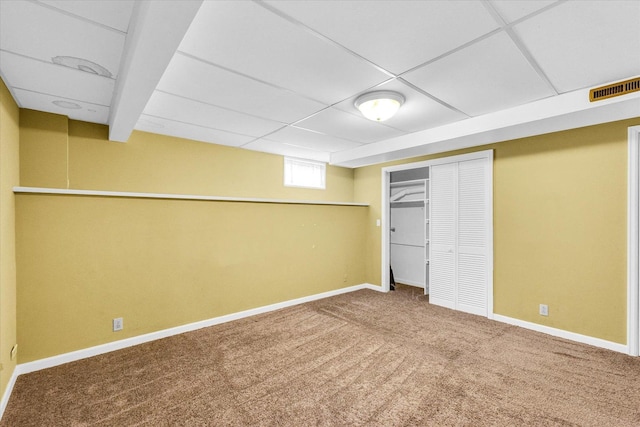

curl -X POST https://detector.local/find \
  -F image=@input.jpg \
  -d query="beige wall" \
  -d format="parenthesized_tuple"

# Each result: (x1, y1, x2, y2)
(0, 79, 19, 396)
(355, 118, 640, 344)
(10, 106, 640, 362)
(17, 196, 366, 362)
(16, 111, 366, 362)
(20, 111, 355, 202)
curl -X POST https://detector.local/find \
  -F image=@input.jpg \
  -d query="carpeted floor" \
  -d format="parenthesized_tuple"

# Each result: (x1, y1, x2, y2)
(3, 285, 640, 426)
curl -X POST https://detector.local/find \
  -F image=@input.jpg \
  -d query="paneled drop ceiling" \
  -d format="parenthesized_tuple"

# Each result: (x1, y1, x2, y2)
(1, 0, 639, 167)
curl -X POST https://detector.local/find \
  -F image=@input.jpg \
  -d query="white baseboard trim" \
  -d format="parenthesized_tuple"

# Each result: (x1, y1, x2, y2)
(493, 314, 629, 354)
(1, 283, 382, 420)
(4, 285, 627, 421)
(16, 283, 379, 376)
(0, 368, 19, 421)
(362, 283, 385, 292)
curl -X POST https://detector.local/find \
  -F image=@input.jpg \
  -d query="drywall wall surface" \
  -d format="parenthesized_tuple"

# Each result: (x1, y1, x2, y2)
(69, 122, 355, 200)
(19, 115, 354, 202)
(492, 120, 629, 344)
(16, 111, 364, 363)
(0, 78, 19, 395)
(355, 117, 640, 344)
(16, 194, 367, 362)
(19, 109, 68, 188)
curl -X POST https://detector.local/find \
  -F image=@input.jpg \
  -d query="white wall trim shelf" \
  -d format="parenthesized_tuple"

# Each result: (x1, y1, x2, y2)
(13, 187, 369, 207)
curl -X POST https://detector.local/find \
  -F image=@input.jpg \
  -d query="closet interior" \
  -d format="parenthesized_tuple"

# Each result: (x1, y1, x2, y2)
(389, 167, 430, 294)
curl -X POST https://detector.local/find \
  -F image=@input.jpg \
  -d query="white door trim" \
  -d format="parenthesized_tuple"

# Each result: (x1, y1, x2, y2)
(381, 150, 494, 319)
(628, 125, 640, 356)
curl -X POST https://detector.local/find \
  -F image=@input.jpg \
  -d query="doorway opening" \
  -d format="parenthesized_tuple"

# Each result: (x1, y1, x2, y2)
(628, 125, 640, 356)
(381, 150, 494, 318)
(389, 167, 430, 294)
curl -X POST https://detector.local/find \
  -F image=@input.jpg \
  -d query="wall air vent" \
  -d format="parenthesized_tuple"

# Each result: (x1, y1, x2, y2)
(589, 77, 640, 102)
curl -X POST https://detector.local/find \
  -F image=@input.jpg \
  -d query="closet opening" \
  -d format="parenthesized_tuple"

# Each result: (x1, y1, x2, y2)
(389, 167, 430, 294)
(381, 150, 494, 319)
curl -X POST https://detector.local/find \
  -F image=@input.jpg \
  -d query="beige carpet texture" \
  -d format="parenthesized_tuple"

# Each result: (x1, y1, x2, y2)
(3, 285, 640, 426)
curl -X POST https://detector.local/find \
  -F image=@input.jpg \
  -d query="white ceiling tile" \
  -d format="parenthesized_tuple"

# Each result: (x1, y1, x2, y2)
(513, 0, 640, 93)
(266, 126, 363, 152)
(403, 32, 556, 117)
(266, 0, 499, 75)
(489, 0, 558, 23)
(334, 79, 467, 133)
(12, 88, 109, 124)
(243, 139, 331, 163)
(295, 107, 406, 144)
(1, 51, 114, 106)
(158, 53, 327, 123)
(178, 0, 389, 105)
(143, 91, 284, 137)
(38, 0, 135, 32)
(0, 0, 125, 78)
(135, 115, 254, 147)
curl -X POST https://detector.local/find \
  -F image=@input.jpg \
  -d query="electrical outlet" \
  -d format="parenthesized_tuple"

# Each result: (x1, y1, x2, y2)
(10, 344, 18, 361)
(539, 304, 549, 316)
(113, 317, 123, 332)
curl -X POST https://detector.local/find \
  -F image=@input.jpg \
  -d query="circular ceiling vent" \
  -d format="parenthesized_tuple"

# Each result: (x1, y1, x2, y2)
(52, 100, 82, 109)
(51, 56, 112, 78)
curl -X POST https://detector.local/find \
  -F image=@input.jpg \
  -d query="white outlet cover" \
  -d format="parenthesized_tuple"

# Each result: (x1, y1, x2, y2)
(539, 304, 549, 316)
(113, 317, 123, 331)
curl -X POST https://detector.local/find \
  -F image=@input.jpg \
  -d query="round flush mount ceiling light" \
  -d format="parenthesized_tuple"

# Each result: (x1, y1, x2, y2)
(52, 100, 81, 109)
(354, 90, 405, 122)
(52, 56, 113, 78)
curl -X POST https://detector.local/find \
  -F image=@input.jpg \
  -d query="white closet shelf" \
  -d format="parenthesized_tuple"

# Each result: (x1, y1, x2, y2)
(13, 187, 370, 207)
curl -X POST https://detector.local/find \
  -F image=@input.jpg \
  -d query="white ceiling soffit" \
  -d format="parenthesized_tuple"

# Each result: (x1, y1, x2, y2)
(331, 89, 640, 168)
(108, 0, 203, 142)
(1, 0, 639, 167)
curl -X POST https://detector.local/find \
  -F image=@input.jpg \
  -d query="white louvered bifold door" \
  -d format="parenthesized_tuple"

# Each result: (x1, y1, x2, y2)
(429, 162, 457, 310)
(456, 158, 488, 316)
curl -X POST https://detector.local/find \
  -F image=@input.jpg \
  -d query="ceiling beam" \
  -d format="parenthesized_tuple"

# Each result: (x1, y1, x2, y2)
(331, 89, 640, 168)
(108, 0, 203, 142)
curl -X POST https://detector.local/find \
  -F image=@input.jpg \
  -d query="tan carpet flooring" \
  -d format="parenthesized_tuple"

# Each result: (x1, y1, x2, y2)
(3, 285, 640, 426)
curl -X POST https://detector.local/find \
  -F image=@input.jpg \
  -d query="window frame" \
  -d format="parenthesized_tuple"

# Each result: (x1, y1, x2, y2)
(283, 157, 327, 190)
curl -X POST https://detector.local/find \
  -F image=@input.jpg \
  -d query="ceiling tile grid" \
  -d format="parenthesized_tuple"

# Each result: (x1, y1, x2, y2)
(135, 114, 255, 148)
(402, 31, 557, 117)
(155, 52, 327, 124)
(332, 79, 468, 133)
(264, 126, 364, 152)
(0, 1, 126, 78)
(176, 0, 391, 105)
(293, 107, 407, 144)
(38, 0, 135, 33)
(0, 50, 114, 106)
(12, 88, 110, 124)
(142, 91, 284, 138)
(0, 0, 132, 125)
(488, 0, 559, 24)
(263, 0, 500, 75)
(511, 0, 640, 93)
(1, 0, 637, 166)
(242, 138, 331, 163)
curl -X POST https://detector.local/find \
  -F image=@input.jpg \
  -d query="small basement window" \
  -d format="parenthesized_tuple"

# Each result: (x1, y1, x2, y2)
(284, 157, 326, 189)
